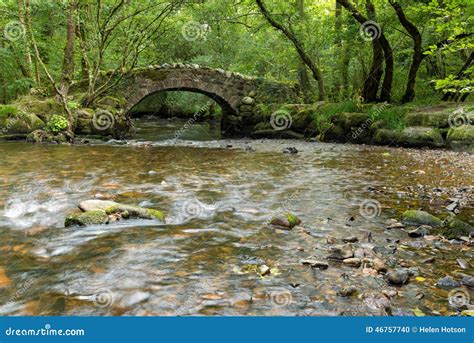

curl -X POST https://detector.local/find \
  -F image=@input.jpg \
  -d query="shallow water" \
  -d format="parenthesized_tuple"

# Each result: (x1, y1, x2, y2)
(0, 118, 473, 316)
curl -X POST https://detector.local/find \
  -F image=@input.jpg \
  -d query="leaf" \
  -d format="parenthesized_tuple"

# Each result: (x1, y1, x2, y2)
(412, 307, 426, 317)
(461, 310, 474, 317)
(382, 152, 391, 156)
(415, 277, 426, 282)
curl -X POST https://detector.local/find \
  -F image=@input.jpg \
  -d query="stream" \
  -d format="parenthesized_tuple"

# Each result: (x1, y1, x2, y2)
(0, 117, 473, 316)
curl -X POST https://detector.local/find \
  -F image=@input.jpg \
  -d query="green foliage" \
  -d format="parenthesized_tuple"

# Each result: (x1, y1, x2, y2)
(46, 115, 69, 133)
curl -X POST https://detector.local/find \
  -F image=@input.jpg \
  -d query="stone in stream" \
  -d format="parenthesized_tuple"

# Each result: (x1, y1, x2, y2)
(258, 264, 271, 276)
(386, 269, 409, 286)
(337, 285, 357, 297)
(408, 225, 430, 238)
(459, 274, 474, 288)
(327, 245, 354, 260)
(342, 236, 358, 243)
(441, 217, 474, 240)
(372, 258, 387, 273)
(282, 147, 298, 154)
(436, 276, 461, 289)
(401, 210, 443, 228)
(343, 258, 361, 268)
(300, 258, 328, 270)
(66, 200, 165, 227)
(270, 213, 301, 230)
(457, 258, 471, 270)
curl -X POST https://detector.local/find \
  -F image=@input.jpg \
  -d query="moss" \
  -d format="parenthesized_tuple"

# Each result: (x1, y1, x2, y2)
(106, 205, 165, 222)
(399, 127, 445, 148)
(65, 210, 109, 227)
(438, 217, 474, 239)
(401, 210, 443, 228)
(286, 213, 301, 227)
(447, 125, 474, 142)
(404, 112, 450, 128)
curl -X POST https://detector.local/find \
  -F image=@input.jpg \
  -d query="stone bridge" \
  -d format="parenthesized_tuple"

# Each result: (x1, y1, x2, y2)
(112, 64, 301, 135)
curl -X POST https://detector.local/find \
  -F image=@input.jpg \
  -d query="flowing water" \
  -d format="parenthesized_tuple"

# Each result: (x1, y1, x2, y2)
(0, 118, 473, 316)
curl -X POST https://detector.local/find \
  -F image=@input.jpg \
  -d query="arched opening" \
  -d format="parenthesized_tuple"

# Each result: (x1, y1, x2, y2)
(127, 89, 237, 141)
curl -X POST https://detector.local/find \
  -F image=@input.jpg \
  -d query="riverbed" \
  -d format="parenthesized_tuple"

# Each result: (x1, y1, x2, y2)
(0, 118, 473, 316)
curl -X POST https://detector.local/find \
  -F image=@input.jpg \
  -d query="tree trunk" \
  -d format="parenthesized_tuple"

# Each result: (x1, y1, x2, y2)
(296, 0, 312, 103)
(256, 0, 325, 100)
(60, 0, 77, 95)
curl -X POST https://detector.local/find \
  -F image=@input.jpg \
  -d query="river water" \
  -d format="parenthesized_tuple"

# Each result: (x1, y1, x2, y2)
(0, 118, 472, 316)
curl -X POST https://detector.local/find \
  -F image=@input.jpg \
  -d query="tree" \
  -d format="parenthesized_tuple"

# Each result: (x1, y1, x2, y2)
(255, 0, 325, 100)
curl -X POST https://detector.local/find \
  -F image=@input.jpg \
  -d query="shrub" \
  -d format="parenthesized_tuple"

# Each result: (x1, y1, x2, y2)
(47, 114, 69, 133)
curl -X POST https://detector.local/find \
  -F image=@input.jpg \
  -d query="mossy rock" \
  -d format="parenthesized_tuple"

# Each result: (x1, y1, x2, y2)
(401, 210, 443, 228)
(446, 125, 474, 152)
(399, 127, 445, 148)
(97, 96, 127, 110)
(373, 129, 400, 145)
(320, 125, 345, 142)
(105, 204, 165, 222)
(438, 217, 474, 240)
(0, 106, 45, 135)
(342, 112, 371, 129)
(65, 210, 109, 227)
(404, 112, 450, 128)
(270, 212, 302, 229)
(26, 129, 70, 144)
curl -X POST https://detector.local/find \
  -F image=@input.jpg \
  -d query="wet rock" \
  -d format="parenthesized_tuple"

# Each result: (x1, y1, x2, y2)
(342, 236, 358, 243)
(373, 258, 387, 273)
(408, 226, 430, 238)
(382, 289, 397, 298)
(401, 210, 443, 228)
(343, 258, 361, 268)
(460, 274, 474, 288)
(258, 264, 271, 276)
(354, 248, 365, 259)
(79, 200, 118, 212)
(270, 213, 301, 229)
(387, 269, 409, 286)
(436, 276, 461, 289)
(327, 245, 354, 260)
(441, 217, 474, 239)
(300, 258, 328, 270)
(105, 204, 165, 221)
(65, 210, 109, 227)
(337, 285, 357, 297)
(282, 147, 298, 154)
(386, 222, 405, 229)
(457, 258, 471, 270)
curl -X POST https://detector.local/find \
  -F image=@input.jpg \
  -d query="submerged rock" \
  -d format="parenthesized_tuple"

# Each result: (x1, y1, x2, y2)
(337, 285, 357, 297)
(408, 225, 430, 237)
(342, 258, 361, 268)
(327, 245, 354, 260)
(401, 210, 443, 228)
(436, 276, 461, 289)
(270, 213, 301, 229)
(300, 258, 328, 270)
(386, 269, 409, 286)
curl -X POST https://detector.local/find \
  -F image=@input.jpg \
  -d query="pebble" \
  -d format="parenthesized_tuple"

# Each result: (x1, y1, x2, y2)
(387, 222, 405, 229)
(387, 269, 409, 286)
(337, 285, 357, 297)
(300, 258, 328, 270)
(373, 258, 387, 273)
(282, 147, 298, 154)
(327, 245, 354, 260)
(457, 258, 471, 270)
(408, 226, 429, 237)
(460, 274, 474, 288)
(436, 276, 461, 289)
(342, 258, 361, 268)
(342, 236, 358, 243)
(382, 289, 397, 298)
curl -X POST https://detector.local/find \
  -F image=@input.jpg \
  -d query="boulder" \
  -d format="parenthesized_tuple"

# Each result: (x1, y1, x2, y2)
(446, 125, 474, 152)
(440, 217, 474, 240)
(401, 210, 443, 228)
(79, 200, 119, 212)
(65, 210, 109, 227)
(398, 126, 445, 148)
